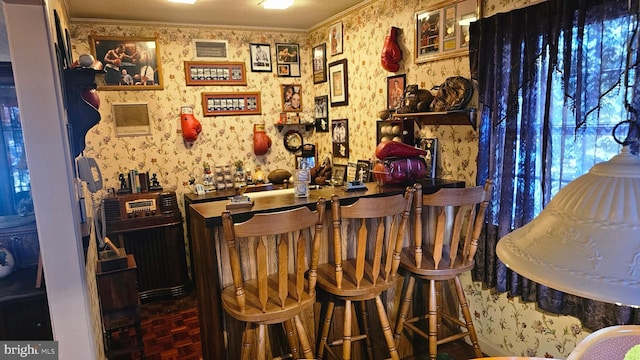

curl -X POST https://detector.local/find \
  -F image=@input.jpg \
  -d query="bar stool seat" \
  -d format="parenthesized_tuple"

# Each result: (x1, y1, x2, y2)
(394, 180, 493, 360)
(316, 188, 414, 360)
(220, 199, 326, 359)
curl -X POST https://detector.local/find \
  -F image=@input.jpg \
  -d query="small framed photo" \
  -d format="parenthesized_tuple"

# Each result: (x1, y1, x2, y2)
(332, 118, 349, 158)
(346, 162, 358, 182)
(387, 74, 406, 110)
(314, 95, 329, 132)
(329, 59, 349, 107)
(329, 22, 343, 56)
(356, 160, 372, 183)
(332, 164, 347, 186)
(281, 84, 302, 112)
(418, 137, 438, 178)
(249, 43, 272, 72)
(312, 43, 327, 84)
(89, 36, 163, 91)
(276, 43, 300, 77)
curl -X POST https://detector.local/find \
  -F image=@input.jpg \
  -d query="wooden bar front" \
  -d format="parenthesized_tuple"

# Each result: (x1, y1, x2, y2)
(188, 179, 464, 360)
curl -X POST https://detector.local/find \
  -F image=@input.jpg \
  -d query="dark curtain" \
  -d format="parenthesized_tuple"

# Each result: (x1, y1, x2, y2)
(469, 0, 640, 330)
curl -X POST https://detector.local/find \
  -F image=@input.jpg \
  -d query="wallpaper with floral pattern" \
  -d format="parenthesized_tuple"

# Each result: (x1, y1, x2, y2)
(70, 0, 592, 357)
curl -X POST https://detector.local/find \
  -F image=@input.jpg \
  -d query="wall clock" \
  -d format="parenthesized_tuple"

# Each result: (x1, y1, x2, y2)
(284, 130, 303, 153)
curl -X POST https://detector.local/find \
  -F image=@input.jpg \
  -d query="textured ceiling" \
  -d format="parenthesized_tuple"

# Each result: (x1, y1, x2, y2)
(65, 0, 367, 30)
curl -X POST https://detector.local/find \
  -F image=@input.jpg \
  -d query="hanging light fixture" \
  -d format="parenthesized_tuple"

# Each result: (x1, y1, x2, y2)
(496, 146, 640, 306)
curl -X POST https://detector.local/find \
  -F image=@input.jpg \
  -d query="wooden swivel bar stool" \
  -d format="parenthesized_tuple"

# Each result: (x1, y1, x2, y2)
(316, 188, 414, 360)
(394, 180, 493, 360)
(220, 199, 326, 359)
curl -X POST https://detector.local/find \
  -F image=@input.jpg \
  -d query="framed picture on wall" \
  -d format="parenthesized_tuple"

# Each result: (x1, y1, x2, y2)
(331, 118, 349, 158)
(329, 22, 343, 56)
(328, 59, 349, 107)
(249, 43, 272, 72)
(281, 84, 302, 112)
(276, 43, 300, 77)
(414, 0, 479, 63)
(387, 74, 406, 110)
(314, 95, 329, 132)
(312, 43, 327, 84)
(90, 36, 163, 90)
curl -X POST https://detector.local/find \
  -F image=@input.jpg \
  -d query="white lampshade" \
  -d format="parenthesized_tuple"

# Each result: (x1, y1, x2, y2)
(496, 146, 640, 307)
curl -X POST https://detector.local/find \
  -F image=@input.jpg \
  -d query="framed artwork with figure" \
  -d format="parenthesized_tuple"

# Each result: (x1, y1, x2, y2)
(331, 118, 349, 158)
(387, 74, 406, 110)
(249, 43, 272, 72)
(329, 22, 343, 56)
(314, 95, 329, 132)
(329, 59, 349, 107)
(90, 36, 163, 90)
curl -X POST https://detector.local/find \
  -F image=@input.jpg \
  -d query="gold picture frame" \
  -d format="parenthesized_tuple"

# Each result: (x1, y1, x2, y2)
(90, 36, 163, 90)
(414, 0, 480, 63)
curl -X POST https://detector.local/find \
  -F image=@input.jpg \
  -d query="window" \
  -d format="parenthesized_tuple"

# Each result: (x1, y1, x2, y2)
(0, 63, 30, 216)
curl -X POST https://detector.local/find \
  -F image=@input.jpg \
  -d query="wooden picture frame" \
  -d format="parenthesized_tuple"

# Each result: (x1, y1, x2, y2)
(184, 61, 246, 86)
(328, 59, 349, 107)
(312, 43, 327, 84)
(281, 84, 302, 112)
(331, 164, 347, 186)
(249, 43, 272, 72)
(314, 95, 329, 132)
(276, 43, 300, 77)
(113, 103, 151, 137)
(329, 22, 343, 56)
(201, 92, 261, 116)
(331, 118, 349, 158)
(415, 0, 479, 63)
(90, 36, 163, 90)
(387, 74, 406, 110)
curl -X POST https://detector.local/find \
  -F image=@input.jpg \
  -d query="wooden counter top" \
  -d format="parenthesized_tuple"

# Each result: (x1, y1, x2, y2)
(189, 178, 465, 228)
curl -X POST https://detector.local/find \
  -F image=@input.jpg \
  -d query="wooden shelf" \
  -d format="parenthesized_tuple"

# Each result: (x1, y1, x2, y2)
(392, 109, 477, 130)
(274, 123, 314, 132)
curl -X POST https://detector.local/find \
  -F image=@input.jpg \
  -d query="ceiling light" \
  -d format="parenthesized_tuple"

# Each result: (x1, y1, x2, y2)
(496, 146, 640, 306)
(261, 0, 293, 10)
(169, 0, 197, 4)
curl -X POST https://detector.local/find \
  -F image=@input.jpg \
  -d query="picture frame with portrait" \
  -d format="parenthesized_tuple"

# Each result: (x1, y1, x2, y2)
(249, 43, 272, 72)
(328, 59, 349, 107)
(276, 43, 300, 77)
(314, 95, 329, 132)
(331, 164, 347, 186)
(329, 22, 343, 56)
(331, 118, 349, 158)
(312, 43, 327, 84)
(387, 74, 406, 110)
(281, 84, 302, 112)
(90, 36, 163, 90)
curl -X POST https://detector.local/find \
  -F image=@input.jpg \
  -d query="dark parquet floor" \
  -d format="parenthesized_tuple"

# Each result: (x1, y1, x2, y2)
(109, 292, 481, 360)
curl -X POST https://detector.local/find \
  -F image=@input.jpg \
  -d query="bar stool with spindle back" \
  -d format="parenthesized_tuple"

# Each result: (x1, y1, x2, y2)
(315, 188, 415, 360)
(393, 180, 493, 360)
(220, 198, 326, 359)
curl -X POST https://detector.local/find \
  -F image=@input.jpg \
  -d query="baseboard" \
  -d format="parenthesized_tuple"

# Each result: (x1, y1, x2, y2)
(475, 335, 509, 357)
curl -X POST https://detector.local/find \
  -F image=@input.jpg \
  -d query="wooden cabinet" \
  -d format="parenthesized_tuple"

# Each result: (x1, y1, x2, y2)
(0, 216, 52, 340)
(376, 118, 416, 145)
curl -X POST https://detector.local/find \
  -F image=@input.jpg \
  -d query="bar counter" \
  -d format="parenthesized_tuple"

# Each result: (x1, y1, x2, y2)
(187, 178, 465, 359)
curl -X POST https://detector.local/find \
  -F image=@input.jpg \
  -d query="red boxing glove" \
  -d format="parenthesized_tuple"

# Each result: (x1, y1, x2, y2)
(253, 123, 272, 155)
(180, 105, 201, 143)
(381, 27, 402, 72)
